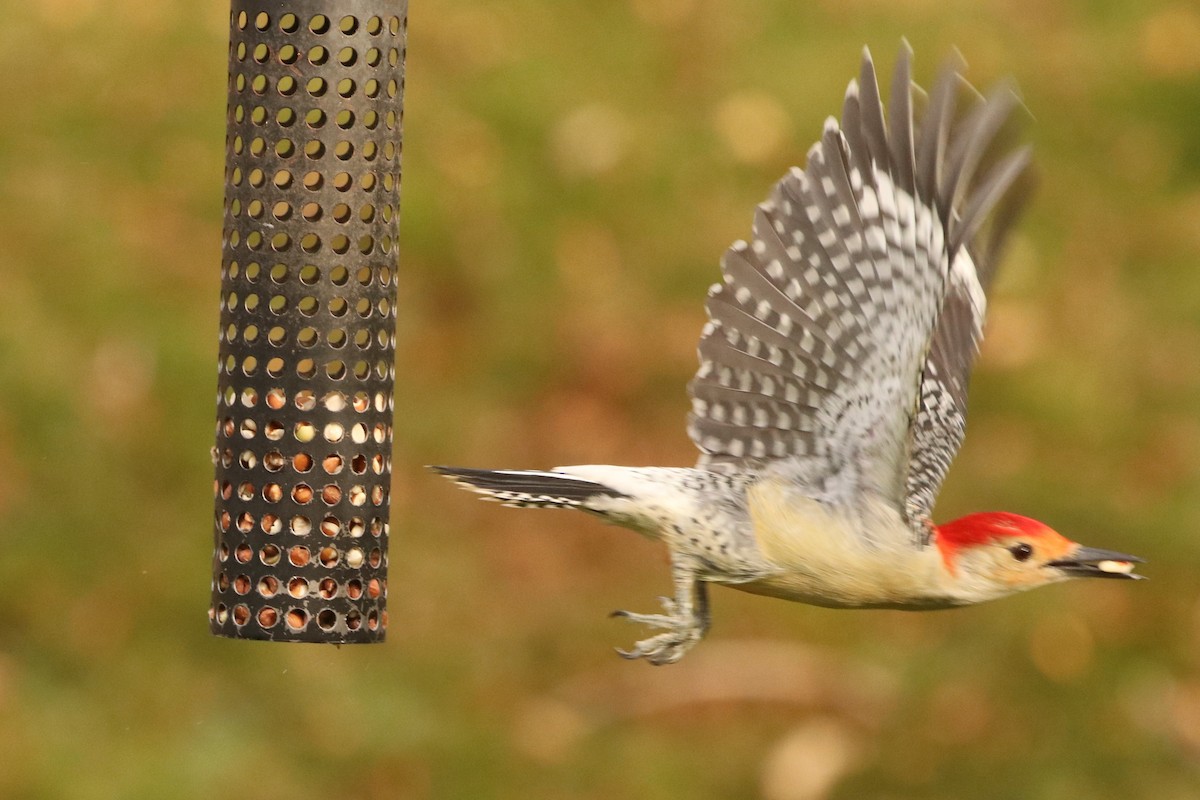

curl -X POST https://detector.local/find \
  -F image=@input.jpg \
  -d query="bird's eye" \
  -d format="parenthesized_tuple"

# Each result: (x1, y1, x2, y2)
(1009, 543, 1034, 562)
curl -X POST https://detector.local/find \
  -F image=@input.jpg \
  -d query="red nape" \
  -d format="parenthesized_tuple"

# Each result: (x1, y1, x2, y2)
(933, 512, 1054, 572)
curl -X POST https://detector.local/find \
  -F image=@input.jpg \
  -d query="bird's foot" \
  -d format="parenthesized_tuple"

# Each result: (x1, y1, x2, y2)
(610, 596, 703, 666)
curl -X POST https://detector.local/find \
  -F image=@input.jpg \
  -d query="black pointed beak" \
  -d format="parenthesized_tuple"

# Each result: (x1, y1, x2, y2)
(1047, 546, 1145, 580)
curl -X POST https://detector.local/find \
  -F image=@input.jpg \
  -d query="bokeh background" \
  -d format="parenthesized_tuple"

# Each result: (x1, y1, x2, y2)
(3, 0, 1200, 797)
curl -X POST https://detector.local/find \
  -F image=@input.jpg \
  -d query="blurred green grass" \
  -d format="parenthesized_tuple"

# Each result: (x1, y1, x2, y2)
(2, 0, 1200, 798)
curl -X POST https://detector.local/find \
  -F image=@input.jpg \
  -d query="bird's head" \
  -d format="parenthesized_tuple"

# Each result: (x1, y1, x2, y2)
(934, 512, 1143, 602)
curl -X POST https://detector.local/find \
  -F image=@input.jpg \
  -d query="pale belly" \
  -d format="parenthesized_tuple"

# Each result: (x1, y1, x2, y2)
(730, 571, 961, 610)
(735, 477, 957, 610)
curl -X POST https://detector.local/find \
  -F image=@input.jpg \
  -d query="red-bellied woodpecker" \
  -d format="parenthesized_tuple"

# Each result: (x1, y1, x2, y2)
(435, 45, 1144, 665)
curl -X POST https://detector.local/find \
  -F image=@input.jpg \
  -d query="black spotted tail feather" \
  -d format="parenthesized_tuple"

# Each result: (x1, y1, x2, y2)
(431, 466, 628, 509)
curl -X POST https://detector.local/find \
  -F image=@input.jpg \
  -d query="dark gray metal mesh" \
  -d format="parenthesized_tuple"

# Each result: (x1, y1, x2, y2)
(209, 0, 406, 642)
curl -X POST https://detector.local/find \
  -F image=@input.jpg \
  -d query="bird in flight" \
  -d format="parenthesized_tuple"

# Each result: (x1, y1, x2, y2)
(436, 45, 1143, 665)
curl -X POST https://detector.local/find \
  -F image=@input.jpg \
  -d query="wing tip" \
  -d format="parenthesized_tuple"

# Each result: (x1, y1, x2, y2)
(691, 41, 1032, 471)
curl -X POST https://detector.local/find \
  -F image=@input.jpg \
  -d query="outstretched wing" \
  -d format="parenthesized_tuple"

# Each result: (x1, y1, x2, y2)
(687, 44, 1031, 533)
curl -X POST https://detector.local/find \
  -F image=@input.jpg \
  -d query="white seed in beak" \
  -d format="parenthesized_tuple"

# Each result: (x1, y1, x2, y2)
(1097, 560, 1134, 575)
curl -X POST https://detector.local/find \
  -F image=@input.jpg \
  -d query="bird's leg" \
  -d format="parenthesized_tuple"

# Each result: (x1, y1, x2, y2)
(611, 554, 710, 665)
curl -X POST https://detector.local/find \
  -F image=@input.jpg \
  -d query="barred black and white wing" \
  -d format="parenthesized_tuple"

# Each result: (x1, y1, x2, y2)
(687, 45, 1031, 536)
(902, 85, 1032, 531)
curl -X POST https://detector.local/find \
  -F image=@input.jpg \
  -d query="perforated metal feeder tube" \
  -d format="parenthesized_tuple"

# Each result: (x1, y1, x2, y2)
(209, 0, 406, 642)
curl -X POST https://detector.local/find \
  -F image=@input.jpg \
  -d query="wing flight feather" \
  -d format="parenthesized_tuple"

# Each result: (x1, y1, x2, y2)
(688, 45, 1032, 536)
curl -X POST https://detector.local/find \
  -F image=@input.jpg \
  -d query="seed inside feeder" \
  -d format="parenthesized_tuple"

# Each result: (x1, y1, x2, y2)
(295, 421, 316, 442)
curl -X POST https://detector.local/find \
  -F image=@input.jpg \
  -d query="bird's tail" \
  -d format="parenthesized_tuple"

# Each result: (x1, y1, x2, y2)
(431, 466, 627, 509)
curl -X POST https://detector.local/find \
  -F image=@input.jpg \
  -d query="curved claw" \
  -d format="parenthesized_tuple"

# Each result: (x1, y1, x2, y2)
(610, 608, 673, 629)
(608, 570, 710, 665)
(615, 639, 678, 665)
(609, 609, 704, 665)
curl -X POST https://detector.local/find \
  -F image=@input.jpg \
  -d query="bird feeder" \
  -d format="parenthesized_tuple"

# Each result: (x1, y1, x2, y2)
(209, 0, 406, 642)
